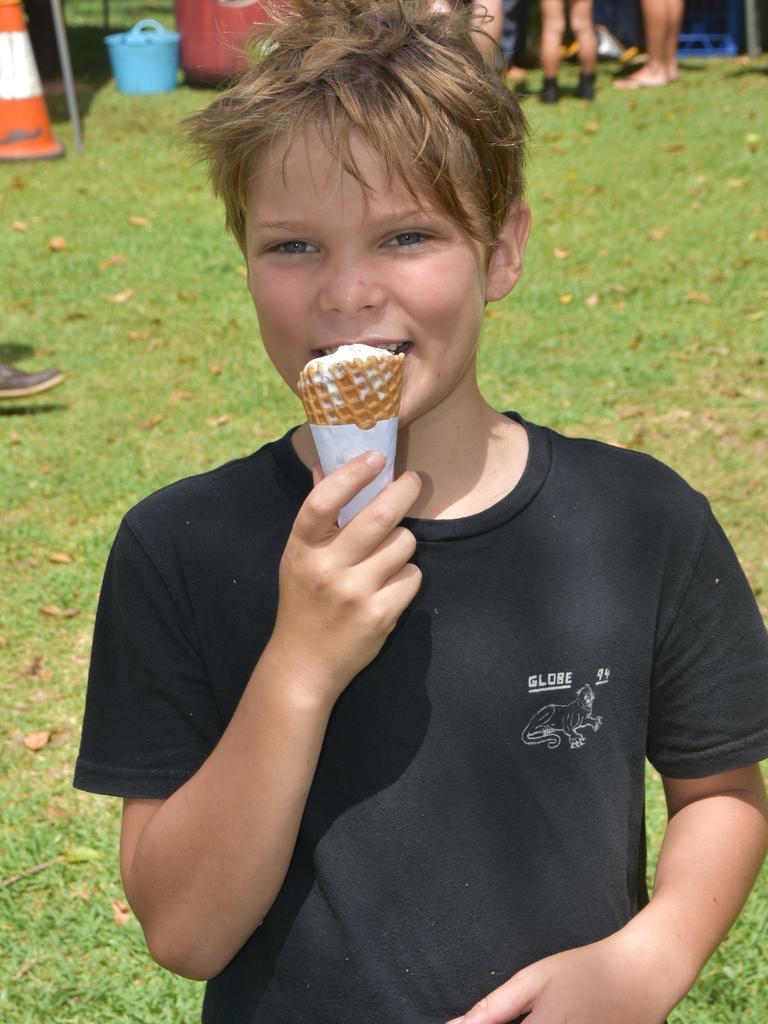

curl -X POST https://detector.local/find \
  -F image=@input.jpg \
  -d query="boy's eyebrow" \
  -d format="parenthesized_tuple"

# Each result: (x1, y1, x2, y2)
(253, 220, 313, 232)
(253, 208, 440, 233)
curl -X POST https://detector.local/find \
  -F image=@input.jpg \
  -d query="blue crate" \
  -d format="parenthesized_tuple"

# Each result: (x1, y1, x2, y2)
(677, 0, 744, 57)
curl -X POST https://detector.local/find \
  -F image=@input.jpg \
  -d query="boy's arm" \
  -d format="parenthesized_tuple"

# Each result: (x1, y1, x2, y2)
(446, 763, 768, 1024)
(119, 453, 422, 981)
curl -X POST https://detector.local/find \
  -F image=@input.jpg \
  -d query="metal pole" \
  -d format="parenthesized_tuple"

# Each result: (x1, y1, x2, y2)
(48, 0, 83, 154)
(744, 0, 760, 57)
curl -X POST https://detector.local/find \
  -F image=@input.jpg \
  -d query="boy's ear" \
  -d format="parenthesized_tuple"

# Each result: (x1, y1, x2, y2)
(484, 202, 532, 302)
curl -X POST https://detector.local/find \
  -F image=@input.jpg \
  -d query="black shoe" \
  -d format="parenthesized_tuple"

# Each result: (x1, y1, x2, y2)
(540, 76, 560, 103)
(574, 73, 595, 100)
(0, 363, 64, 399)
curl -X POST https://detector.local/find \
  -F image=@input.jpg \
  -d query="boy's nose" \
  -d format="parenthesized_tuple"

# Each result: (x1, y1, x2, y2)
(318, 259, 385, 316)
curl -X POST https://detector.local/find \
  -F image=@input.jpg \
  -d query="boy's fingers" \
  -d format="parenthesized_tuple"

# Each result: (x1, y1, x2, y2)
(294, 451, 386, 542)
(379, 562, 423, 611)
(340, 470, 422, 563)
(364, 526, 418, 583)
(311, 462, 325, 488)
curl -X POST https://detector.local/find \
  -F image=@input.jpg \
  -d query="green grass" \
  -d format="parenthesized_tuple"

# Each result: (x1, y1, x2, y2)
(1, 5, 767, 1020)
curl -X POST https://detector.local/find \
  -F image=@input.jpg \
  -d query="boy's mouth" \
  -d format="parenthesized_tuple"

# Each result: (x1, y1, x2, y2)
(311, 341, 412, 359)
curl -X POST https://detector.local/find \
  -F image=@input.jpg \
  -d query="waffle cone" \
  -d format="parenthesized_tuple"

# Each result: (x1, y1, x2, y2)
(298, 351, 404, 430)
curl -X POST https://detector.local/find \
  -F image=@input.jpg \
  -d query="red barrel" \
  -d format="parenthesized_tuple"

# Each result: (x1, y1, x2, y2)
(173, 0, 272, 85)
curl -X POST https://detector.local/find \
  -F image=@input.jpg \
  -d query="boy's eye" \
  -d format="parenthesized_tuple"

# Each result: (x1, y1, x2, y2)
(387, 231, 428, 248)
(273, 240, 315, 254)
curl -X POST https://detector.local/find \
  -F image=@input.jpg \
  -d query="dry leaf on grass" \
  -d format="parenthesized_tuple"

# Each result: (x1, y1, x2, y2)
(617, 404, 646, 419)
(585, 292, 599, 308)
(100, 252, 127, 269)
(103, 288, 134, 304)
(559, 294, 573, 305)
(128, 215, 151, 228)
(648, 227, 667, 241)
(139, 414, 164, 430)
(207, 414, 230, 428)
(10, 431, 22, 445)
(23, 730, 51, 751)
(11, 220, 28, 232)
(686, 291, 711, 304)
(112, 899, 132, 926)
(22, 655, 52, 680)
(40, 605, 79, 619)
(553, 247, 571, 260)
(210, 364, 224, 376)
(12, 960, 36, 981)
(49, 551, 74, 564)
(47, 236, 68, 251)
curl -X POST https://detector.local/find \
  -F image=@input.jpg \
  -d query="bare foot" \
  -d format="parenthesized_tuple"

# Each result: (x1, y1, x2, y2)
(612, 66, 671, 90)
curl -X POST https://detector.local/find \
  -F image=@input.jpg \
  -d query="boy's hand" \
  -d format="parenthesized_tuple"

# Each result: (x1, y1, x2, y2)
(269, 451, 422, 705)
(446, 933, 674, 1024)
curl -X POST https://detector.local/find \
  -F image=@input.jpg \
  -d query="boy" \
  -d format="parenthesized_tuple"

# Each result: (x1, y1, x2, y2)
(74, 2, 768, 1022)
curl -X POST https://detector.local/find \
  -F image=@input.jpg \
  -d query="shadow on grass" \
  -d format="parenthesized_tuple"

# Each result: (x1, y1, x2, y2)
(0, 402, 68, 416)
(726, 65, 768, 77)
(0, 343, 37, 363)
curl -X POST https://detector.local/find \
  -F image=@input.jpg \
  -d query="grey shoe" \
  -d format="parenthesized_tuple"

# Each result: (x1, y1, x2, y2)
(0, 363, 64, 399)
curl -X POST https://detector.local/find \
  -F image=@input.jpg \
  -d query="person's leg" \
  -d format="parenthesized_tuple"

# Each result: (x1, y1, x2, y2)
(540, 0, 566, 77)
(539, 0, 565, 101)
(501, 0, 528, 79)
(613, 0, 681, 89)
(473, 0, 503, 60)
(663, 0, 684, 81)
(569, 0, 596, 74)
(568, 0, 596, 97)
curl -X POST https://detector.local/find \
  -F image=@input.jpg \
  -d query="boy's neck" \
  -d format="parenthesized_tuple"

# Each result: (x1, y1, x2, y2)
(292, 399, 528, 522)
(396, 401, 527, 519)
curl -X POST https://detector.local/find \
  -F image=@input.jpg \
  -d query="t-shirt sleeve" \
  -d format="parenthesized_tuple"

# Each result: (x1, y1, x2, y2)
(74, 516, 224, 798)
(648, 504, 768, 777)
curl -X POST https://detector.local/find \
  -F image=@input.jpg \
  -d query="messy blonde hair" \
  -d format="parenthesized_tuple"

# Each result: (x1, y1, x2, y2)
(185, 0, 527, 254)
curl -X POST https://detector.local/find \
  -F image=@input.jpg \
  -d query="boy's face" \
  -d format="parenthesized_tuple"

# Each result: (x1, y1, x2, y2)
(245, 127, 528, 431)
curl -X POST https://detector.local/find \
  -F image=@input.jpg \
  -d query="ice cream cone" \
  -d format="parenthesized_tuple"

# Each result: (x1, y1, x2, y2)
(297, 345, 404, 526)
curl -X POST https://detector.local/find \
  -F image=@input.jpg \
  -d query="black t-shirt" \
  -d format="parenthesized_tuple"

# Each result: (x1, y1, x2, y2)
(74, 415, 768, 1024)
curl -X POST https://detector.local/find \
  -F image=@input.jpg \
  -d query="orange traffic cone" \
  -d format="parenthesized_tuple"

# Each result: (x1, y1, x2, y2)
(0, 0, 64, 161)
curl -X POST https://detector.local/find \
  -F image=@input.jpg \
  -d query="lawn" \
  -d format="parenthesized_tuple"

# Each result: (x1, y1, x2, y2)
(1, 2, 767, 1021)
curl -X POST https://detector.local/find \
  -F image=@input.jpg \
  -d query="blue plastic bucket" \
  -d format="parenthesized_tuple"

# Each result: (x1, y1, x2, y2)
(105, 19, 180, 94)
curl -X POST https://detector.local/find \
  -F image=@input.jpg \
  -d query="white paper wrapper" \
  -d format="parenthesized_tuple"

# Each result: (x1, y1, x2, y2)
(309, 417, 398, 527)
